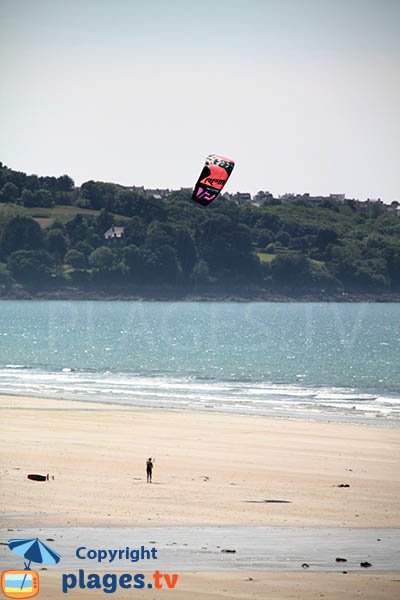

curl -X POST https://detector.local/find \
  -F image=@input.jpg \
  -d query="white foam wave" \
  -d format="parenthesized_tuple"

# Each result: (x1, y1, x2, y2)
(0, 367, 399, 423)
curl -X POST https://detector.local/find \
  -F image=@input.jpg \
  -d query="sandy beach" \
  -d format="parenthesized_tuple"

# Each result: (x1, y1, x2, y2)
(1, 395, 399, 529)
(1, 395, 399, 599)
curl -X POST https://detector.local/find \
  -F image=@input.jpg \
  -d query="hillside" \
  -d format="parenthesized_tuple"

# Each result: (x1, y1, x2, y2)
(1, 162, 399, 300)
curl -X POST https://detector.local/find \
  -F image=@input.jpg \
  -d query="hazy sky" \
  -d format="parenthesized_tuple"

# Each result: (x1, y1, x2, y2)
(1, 0, 399, 202)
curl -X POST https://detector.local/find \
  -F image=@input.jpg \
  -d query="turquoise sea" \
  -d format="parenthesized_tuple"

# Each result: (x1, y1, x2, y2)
(0, 301, 399, 424)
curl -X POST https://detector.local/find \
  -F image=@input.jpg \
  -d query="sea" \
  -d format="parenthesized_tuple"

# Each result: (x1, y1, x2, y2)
(0, 301, 399, 425)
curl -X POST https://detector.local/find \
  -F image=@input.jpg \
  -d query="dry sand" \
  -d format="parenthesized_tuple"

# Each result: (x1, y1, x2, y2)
(1, 395, 399, 529)
(1, 395, 399, 599)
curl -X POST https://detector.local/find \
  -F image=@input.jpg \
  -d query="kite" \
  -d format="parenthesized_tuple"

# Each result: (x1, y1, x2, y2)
(192, 154, 235, 206)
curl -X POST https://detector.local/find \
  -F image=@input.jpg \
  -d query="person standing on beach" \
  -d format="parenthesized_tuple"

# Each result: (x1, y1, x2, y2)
(146, 458, 154, 483)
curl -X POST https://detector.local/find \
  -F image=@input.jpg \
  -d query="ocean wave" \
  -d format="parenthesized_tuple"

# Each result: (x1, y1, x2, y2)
(0, 366, 399, 424)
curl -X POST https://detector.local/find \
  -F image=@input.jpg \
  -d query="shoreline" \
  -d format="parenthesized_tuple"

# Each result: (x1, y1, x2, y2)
(2, 287, 400, 302)
(1, 391, 399, 428)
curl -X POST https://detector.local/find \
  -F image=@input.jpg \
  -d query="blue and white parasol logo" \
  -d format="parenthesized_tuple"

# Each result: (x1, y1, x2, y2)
(1, 538, 61, 598)
(7, 538, 61, 570)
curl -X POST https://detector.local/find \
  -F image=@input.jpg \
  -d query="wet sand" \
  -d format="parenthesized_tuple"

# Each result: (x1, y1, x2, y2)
(1, 526, 399, 571)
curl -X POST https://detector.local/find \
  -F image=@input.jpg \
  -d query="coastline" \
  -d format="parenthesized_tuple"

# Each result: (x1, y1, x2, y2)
(1, 286, 400, 302)
(1, 389, 399, 428)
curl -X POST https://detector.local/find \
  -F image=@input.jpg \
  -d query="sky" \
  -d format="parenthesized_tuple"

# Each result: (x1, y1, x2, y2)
(1, 0, 399, 202)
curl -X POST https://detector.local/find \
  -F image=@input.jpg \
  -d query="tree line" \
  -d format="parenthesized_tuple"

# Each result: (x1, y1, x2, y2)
(1, 162, 399, 296)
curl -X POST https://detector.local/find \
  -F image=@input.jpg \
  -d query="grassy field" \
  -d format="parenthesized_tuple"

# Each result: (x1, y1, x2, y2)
(0, 203, 129, 228)
(256, 252, 276, 263)
(257, 253, 331, 276)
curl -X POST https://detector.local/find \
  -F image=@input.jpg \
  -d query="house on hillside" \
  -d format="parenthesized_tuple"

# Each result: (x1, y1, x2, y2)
(388, 201, 400, 216)
(145, 188, 171, 199)
(104, 226, 125, 240)
(253, 191, 274, 206)
(232, 192, 252, 205)
(329, 194, 346, 203)
(130, 185, 145, 194)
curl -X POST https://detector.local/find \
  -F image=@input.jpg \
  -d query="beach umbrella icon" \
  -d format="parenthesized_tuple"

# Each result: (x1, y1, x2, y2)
(8, 538, 61, 590)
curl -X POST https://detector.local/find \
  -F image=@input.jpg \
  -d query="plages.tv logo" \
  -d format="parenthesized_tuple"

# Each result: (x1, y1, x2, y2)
(1, 537, 61, 599)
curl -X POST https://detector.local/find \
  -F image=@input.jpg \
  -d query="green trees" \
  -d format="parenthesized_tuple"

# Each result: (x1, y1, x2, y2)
(387, 248, 400, 291)
(65, 215, 90, 246)
(0, 163, 74, 203)
(95, 209, 114, 234)
(270, 253, 340, 293)
(22, 189, 54, 208)
(81, 181, 109, 210)
(191, 259, 211, 285)
(328, 243, 391, 291)
(7, 250, 55, 283)
(176, 227, 197, 280)
(65, 249, 87, 270)
(1, 182, 19, 203)
(89, 246, 115, 271)
(315, 228, 338, 252)
(271, 254, 312, 291)
(56, 175, 74, 192)
(123, 245, 145, 282)
(46, 229, 68, 260)
(124, 217, 146, 247)
(0, 263, 11, 285)
(199, 215, 260, 284)
(1, 216, 43, 257)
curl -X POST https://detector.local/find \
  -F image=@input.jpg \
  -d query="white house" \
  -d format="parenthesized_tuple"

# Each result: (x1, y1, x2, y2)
(104, 226, 125, 240)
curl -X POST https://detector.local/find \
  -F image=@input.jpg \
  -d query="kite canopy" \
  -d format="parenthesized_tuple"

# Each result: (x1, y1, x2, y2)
(192, 154, 235, 206)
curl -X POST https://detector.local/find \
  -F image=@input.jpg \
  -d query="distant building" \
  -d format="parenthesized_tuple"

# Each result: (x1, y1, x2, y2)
(280, 193, 296, 204)
(253, 191, 274, 205)
(104, 226, 124, 240)
(329, 194, 345, 203)
(145, 188, 171, 199)
(367, 198, 385, 212)
(307, 195, 325, 206)
(279, 192, 345, 206)
(130, 185, 145, 195)
(388, 201, 400, 216)
(232, 192, 252, 205)
(354, 200, 368, 214)
(222, 191, 234, 201)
